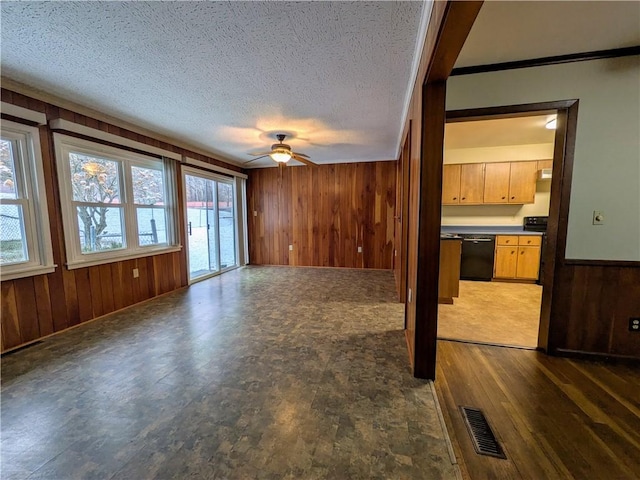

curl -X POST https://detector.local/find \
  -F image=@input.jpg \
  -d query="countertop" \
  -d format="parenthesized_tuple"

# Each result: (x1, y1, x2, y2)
(441, 225, 544, 236)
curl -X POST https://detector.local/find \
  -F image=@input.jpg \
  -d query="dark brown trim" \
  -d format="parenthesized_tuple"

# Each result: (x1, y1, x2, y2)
(555, 348, 640, 365)
(451, 46, 640, 77)
(411, 0, 484, 380)
(563, 259, 640, 267)
(414, 80, 446, 380)
(446, 100, 576, 122)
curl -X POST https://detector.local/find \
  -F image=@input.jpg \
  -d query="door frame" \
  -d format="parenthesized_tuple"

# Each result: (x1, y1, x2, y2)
(444, 100, 579, 352)
(182, 166, 240, 284)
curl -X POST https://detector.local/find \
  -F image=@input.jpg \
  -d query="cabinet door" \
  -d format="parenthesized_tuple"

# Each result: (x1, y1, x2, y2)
(494, 246, 518, 278)
(484, 162, 511, 203)
(459, 163, 485, 204)
(442, 164, 461, 205)
(509, 161, 538, 204)
(516, 246, 541, 279)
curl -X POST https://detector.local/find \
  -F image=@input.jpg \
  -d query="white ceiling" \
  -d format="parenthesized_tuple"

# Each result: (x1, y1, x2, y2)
(1, 1, 638, 168)
(0, 1, 427, 167)
(445, 114, 556, 150)
(456, 1, 640, 68)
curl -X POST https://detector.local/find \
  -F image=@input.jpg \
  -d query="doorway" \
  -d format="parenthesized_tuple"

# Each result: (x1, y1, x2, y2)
(437, 112, 555, 349)
(183, 167, 238, 283)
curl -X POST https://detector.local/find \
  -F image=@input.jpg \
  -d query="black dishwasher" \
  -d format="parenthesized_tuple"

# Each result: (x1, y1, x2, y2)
(459, 234, 496, 281)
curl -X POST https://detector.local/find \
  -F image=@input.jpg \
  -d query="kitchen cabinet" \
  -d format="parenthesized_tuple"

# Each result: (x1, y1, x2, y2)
(494, 235, 541, 281)
(508, 161, 538, 203)
(459, 163, 485, 204)
(442, 164, 461, 205)
(483, 162, 511, 203)
(439, 239, 462, 303)
(443, 160, 539, 205)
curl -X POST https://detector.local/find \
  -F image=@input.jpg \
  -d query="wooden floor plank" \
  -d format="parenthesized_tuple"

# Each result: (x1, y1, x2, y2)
(434, 340, 640, 480)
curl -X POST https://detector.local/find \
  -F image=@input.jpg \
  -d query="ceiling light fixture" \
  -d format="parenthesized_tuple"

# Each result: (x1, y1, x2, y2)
(270, 148, 292, 163)
(545, 118, 557, 130)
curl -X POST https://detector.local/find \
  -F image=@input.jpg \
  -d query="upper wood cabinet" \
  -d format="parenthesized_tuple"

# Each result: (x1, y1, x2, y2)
(443, 160, 540, 206)
(483, 162, 511, 203)
(459, 163, 485, 204)
(508, 161, 538, 204)
(442, 164, 461, 205)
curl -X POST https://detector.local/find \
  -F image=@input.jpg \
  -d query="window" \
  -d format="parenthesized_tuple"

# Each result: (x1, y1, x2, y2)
(0, 120, 55, 280)
(54, 134, 179, 268)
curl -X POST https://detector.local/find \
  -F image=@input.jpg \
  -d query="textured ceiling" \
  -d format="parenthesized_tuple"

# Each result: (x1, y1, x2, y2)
(456, 1, 640, 68)
(0, 1, 427, 167)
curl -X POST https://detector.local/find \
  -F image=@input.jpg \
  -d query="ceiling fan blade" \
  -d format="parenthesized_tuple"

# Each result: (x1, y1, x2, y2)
(244, 155, 270, 164)
(292, 154, 317, 167)
(292, 151, 310, 158)
(249, 151, 273, 156)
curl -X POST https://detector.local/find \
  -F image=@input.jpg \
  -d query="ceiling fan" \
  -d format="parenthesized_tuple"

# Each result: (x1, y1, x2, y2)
(246, 134, 317, 166)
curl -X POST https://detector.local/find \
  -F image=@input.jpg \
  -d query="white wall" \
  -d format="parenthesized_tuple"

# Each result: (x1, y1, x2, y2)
(447, 56, 640, 261)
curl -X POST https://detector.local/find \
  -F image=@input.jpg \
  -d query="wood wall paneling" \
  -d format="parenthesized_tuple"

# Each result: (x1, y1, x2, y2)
(0, 88, 223, 352)
(247, 162, 395, 270)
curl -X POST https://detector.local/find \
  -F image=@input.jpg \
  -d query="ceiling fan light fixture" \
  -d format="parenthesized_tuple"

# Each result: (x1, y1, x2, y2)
(270, 148, 292, 163)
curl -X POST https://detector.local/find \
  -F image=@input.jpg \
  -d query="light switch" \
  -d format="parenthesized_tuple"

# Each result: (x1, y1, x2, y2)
(133, 268, 139, 278)
(357, 246, 362, 253)
(289, 245, 293, 251)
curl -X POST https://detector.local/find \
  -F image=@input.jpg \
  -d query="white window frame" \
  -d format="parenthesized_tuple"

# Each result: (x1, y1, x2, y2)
(54, 134, 180, 269)
(0, 120, 55, 281)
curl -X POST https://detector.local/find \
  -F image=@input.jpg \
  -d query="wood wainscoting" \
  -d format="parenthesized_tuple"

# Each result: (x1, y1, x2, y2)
(549, 261, 640, 359)
(246, 162, 396, 269)
(0, 88, 241, 352)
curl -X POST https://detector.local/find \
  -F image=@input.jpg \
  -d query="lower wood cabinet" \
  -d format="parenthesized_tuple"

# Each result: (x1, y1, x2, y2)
(494, 235, 541, 281)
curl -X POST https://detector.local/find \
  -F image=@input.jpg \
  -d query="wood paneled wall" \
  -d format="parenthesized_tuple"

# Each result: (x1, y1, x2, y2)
(247, 162, 396, 269)
(0, 88, 240, 352)
(550, 262, 640, 359)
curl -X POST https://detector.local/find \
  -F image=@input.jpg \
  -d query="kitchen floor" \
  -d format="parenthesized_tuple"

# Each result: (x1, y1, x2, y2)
(437, 280, 542, 348)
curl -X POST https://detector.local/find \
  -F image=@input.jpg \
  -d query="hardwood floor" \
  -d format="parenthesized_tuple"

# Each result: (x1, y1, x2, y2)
(438, 281, 541, 348)
(434, 340, 640, 480)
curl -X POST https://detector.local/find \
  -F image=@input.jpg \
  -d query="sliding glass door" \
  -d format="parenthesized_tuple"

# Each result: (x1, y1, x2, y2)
(184, 168, 237, 282)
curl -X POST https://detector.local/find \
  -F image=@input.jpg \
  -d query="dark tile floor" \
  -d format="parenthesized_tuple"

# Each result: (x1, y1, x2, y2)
(1, 266, 458, 479)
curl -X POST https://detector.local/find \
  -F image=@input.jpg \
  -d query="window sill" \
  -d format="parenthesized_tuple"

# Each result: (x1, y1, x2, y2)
(65, 245, 183, 270)
(1, 264, 57, 281)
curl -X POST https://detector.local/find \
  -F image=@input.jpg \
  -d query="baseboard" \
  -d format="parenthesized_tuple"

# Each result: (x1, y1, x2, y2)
(554, 348, 640, 365)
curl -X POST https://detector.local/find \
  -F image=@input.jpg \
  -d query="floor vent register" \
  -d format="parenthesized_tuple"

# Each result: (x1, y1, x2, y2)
(459, 406, 507, 459)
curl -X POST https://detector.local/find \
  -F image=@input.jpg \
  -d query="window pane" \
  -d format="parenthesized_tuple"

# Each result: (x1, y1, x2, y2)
(0, 204, 27, 264)
(70, 153, 121, 204)
(136, 207, 167, 246)
(218, 182, 236, 268)
(0, 139, 18, 199)
(76, 206, 125, 252)
(132, 166, 164, 205)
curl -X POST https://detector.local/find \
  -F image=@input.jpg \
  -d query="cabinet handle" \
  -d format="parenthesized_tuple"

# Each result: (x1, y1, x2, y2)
(521, 251, 524, 255)
(505, 240, 510, 243)
(461, 197, 466, 200)
(511, 196, 515, 199)
(453, 197, 457, 200)
(511, 251, 515, 254)
(501, 196, 506, 200)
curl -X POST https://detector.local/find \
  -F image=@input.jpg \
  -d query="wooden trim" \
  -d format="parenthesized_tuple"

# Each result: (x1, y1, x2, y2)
(451, 46, 640, 76)
(446, 100, 577, 122)
(563, 259, 640, 267)
(49, 118, 182, 161)
(555, 348, 640, 365)
(184, 156, 248, 179)
(414, 80, 446, 380)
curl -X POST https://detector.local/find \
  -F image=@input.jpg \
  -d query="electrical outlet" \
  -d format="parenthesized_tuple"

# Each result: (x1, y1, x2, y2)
(253, 210, 257, 217)
(133, 268, 139, 278)
(357, 246, 362, 253)
(592, 210, 604, 225)
(629, 318, 640, 332)
(289, 244, 293, 251)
